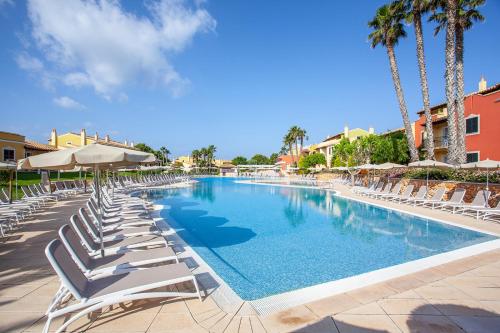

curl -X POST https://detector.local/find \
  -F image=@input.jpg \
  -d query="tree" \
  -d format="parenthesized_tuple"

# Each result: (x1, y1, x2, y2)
(331, 138, 353, 166)
(232, 156, 248, 165)
(430, 0, 485, 163)
(404, 0, 435, 160)
(159, 146, 170, 164)
(269, 153, 279, 164)
(191, 149, 201, 166)
(368, 2, 419, 162)
(296, 127, 308, 154)
(283, 131, 295, 165)
(207, 145, 217, 166)
(135, 143, 155, 154)
(299, 153, 326, 169)
(249, 154, 269, 165)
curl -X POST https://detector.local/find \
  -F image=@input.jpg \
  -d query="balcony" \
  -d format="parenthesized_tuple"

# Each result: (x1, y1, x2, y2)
(422, 136, 448, 150)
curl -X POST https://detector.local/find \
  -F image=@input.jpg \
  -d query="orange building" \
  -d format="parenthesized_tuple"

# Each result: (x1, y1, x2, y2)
(413, 78, 500, 163)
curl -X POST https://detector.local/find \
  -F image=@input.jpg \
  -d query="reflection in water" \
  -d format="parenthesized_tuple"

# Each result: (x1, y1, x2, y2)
(191, 180, 215, 202)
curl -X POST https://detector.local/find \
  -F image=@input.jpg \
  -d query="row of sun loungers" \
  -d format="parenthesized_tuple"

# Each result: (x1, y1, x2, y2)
(353, 180, 498, 220)
(43, 176, 201, 333)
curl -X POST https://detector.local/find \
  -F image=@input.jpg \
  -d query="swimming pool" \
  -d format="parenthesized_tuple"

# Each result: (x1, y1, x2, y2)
(152, 177, 496, 301)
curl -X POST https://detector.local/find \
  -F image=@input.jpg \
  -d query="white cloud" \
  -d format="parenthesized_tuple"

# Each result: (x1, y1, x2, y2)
(15, 52, 54, 89)
(53, 96, 86, 110)
(23, 0, 215, 99)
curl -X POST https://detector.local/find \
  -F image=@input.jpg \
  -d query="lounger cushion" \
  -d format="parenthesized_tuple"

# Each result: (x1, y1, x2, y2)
(88, 247, 176, 270)
(85, 263, 192, 298)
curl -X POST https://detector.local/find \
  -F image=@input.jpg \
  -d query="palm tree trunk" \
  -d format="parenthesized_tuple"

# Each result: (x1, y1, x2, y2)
(455, 25, 466, 164)
(295, 139, 300, 166)
(445, 0, 458, 164)
(386, 44, 419, 162)
(413, 10, 435, 160)
(288, 143, 294, 165)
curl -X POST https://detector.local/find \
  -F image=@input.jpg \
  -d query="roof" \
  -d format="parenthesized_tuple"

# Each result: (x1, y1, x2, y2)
(24, 140, 59, 151)
(58, 132, 136, 149)
(416, 83, 500, 115)
(379, 127, 405, 136)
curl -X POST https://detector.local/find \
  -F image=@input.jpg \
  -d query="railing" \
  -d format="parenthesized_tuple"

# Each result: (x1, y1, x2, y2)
(423, 136, 448, 149)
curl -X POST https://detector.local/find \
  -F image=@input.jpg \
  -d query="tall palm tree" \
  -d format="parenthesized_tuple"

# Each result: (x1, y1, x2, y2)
(283, 131, 295, 164)
(368, 2, 419, 162)
(430, 0, 485, 163)
(200, 148, 209, 167)
(191, 149, 201, 166)
(296, 127, 308, 154)
(288, 126, 301, 164)
(159, 146, 170, 164)
(207, 145, 217, 166)
(404, 0, 435, 160)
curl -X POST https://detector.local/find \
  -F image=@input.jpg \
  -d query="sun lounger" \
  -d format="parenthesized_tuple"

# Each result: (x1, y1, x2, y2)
(377, 182, 401, 200)
(401, 186, 427, 205)
(86, 202, 153, 228)
(413, 187, 446, 207)
(454, 190, 491, 218)
(360, 183, 384, 196)
(59, 224, 178, 277)
(431, 188, 466, 210)
(371, 183, 393, 198)
(476, 200, 500, 220)
(70, 214, 167, 256)
(387, 184, 414, 203)
(79, 208, 160, 241)
(43, 239, 200, 333)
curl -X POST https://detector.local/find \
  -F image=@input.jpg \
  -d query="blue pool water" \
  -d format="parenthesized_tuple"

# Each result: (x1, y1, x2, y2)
(151, 177, 496, 300)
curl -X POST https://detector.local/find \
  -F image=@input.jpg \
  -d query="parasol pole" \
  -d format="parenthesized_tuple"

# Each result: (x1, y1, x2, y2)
(8, 170, 13, 203)
(94, 166, 105, 257)
(15, 169, 18, 201)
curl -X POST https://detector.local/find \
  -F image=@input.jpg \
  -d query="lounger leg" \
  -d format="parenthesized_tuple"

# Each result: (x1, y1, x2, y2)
(42, 315, 52, 333)
(193, 276, 202, 301)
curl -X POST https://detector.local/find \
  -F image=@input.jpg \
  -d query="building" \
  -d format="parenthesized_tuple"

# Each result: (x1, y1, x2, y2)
(174, 155, 231, 168)
(413, 77, 500, 163)
(276, 155, 295, 172)
(48, 128, 136, 150)
(315, 126, 374, 168)
(0, 131, 58, 162)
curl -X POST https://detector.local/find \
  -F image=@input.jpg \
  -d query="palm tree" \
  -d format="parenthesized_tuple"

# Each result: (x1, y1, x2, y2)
(430, 0, 485, 163)
(404, 0, 435, 160)
(368, 2, 419, 162)
(191, 149, 201, 166)
(159, 146, 170, 164)
(283, 131, 295, 164)
(296, 127, 308, 154)
(200, 148, 208, 167)
(207, 145, 217, 166)
(289, 126, 302, 164)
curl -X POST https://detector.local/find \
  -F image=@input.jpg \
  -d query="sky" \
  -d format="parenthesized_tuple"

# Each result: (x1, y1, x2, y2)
(1, 0, 499, 160)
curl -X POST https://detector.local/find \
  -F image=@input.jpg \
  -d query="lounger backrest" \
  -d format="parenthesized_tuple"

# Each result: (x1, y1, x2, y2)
(81, 206, 100, 239)
(0, 190, 9, 203)
(391, 183, 401, 194)
(70, 214, 98, 252)
(59, 224, 92, 271)
(29, 185, 40, 195)
(401, 184, 414, 197)
(448, 188, 466, 203)
(45, 239, 88, 300)
(382, 183, 393, 193)
(414, 186, 427, 199)
(471, 190, 491, 206)
(430, 187, 446, 201)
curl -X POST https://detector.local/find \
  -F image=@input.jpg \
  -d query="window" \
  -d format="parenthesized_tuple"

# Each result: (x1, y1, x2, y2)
(3, 148, 15, 161)
(466, 116, 479, 135)
(466, 152, 479, 163)
(25, 151, 32, 158)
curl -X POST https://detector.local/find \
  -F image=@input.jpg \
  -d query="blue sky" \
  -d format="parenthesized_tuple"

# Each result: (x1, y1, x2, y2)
(1, 0, 499, 159)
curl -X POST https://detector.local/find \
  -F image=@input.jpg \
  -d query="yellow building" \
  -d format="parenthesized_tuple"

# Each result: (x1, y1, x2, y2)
(315, 126, 374, 168)
(0, 131, 58, 162)
(174, 155, 231, 168)
(48, 129, 136, 150)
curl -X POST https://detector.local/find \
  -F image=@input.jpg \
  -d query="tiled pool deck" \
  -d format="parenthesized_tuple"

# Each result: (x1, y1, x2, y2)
(1, 184, 500, 333)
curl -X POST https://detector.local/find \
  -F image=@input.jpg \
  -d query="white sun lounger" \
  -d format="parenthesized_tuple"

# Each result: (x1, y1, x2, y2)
(454, 190, 491, 218)
(413, 187, 447, 207)
(388, 184, 414, 203)
(432, 188, 466, 210)
(377, 182, 401, 200)
(401, 186, 427, 205)
(70, 215, 167, 256)
(43, 239, 200, 333)
(59, 224, 178, 277)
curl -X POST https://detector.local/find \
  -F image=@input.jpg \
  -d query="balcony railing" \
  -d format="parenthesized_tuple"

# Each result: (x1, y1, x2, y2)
(422, 136, 448, 149)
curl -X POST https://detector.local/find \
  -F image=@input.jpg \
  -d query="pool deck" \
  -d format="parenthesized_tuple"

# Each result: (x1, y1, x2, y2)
(1, 185, 500, 332)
